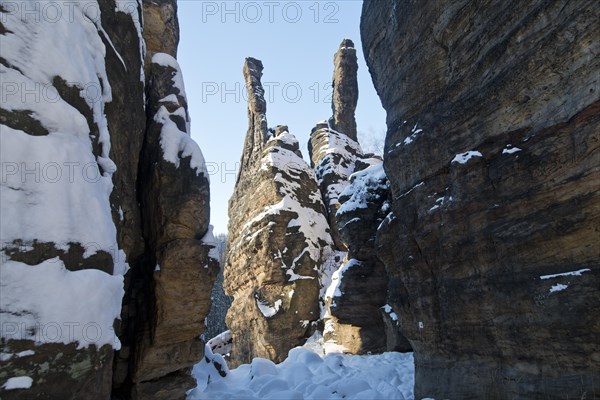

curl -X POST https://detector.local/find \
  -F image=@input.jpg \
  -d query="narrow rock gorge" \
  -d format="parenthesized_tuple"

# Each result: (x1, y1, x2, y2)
(224, 58, 335, 367)
(225, 40, 410, 360)
(2, 0, 599, 398)
(362, 0, 600, 398)
(0, 1, 217, 399)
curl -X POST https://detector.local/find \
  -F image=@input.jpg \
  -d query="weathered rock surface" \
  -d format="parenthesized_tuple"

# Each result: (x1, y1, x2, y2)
(332, 162, 411, 354)
(142, 0, 179, 63)
(129, 2, 219, 394)
(309, 40, 406, 355)
(125, 7, 218, 398)
(362, 0, 600, 398)
(309, 122, 362, 250)
(329, 39, 359, 141)
(0, 341, 114, 400)
(309, 39, 361, 250)
(1, 1, 216, 399)
(224, 58, 335, 367)
(1, 2, 143, 398)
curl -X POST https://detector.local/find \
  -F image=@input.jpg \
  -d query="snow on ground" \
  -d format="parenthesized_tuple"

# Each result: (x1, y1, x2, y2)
(188, 331, 415, 400)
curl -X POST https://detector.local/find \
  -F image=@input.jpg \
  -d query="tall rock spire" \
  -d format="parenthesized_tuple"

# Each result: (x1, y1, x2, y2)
(309, 38, 362, 250)
(239, 57, 268, 177)
(225, 59, 335, 367)
(330, 38, 359, 141)
(0, 0, 217, 399)
(307, 39, 408, 356)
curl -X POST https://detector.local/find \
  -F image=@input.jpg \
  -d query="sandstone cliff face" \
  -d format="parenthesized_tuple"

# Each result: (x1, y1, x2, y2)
(309, 122, 362, 250)
(362, 0, 600, 398)
(329, 39, 359, 142)
(1, 2, 143, 398)
(309, 40, 362, 250)
(309, 40, 407, 355)
(129, 51, 218, 399)
(142, 0, 179, 63)
(0, 1, 216, 399)
(333, 161, 410, 354)
(225, 58, 335, 367)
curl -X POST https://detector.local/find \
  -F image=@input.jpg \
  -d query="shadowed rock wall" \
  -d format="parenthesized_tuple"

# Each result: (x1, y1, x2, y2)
(362, 0, 600, 398)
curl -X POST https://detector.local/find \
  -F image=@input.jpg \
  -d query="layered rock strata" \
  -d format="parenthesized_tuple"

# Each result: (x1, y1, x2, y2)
(130, 51, 218, 399)
(0, 1, 216, 399)
(1, 2, 144, 398)
(224, 58, 335, 367)
(310, 39, 406, 354)
(333, 162, 410, 354)
(309, 122, 363, 251)
(329, 38, 359, 141)
(309, 40, 362, 250)
(362, 0, 600, 398)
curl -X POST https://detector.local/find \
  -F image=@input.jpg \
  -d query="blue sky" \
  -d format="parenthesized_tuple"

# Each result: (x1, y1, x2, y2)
(177, 0, 386, 233)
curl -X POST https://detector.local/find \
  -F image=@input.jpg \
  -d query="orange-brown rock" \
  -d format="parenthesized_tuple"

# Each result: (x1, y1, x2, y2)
(330, 39, 359, 141)
(131, 50, 218, 399)
(0, 2, 216, 399)
(142, 0, 179, 63)
(310, 40, 404, 355)
(224, 58, 335, 367)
